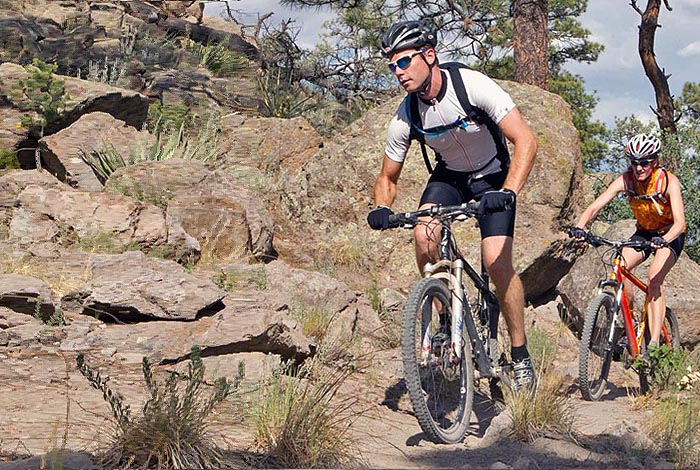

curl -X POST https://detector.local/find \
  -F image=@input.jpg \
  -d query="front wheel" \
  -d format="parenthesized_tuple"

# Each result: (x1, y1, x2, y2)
(639, 307, 681, 394)
(579, 293, 616, 401)
(402, 277, 474, 444)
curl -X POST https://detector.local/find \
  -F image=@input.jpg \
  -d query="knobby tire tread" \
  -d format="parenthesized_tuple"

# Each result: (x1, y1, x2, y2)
(402, 277, 474, 444)
(579, 293, 615, 401)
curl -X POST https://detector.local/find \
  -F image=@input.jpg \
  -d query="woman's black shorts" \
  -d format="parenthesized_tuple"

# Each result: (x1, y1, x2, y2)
(630, 229, 685, 261)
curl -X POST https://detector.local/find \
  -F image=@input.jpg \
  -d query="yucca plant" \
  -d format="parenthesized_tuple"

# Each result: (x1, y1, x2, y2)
(184, 38, 248, 76)
(258, 68, 314, 118)
(77, 346, 243, 469)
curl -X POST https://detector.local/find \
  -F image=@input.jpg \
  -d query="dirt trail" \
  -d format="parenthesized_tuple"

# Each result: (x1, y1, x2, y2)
(339, 303, 668, 469)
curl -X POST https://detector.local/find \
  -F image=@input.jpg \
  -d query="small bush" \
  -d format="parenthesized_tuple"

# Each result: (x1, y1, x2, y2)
(213, 266, 268, 292)
(290, 304, 331, 343)
(76, 346, 243, 469)
(0, 147, 20, 170)
(647, 344, 688, 392)
(507, 328, 576, 442)
(253, 358, 361, 468)
(184, 38, 248, 76)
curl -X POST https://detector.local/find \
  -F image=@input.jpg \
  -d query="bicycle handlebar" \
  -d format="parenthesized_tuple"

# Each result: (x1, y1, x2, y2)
(388, 201, 480, 228)
(567, 228, 666, 250)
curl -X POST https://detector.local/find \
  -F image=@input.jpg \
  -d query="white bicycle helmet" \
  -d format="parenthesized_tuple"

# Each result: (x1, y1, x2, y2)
(624, 133, 661, 159)
(381, 20, 438, 57)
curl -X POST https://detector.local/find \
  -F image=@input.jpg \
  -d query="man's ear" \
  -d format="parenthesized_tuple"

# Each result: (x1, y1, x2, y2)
(425, 47, 437, 66)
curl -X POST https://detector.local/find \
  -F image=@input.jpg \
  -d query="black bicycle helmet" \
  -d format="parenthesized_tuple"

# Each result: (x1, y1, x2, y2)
(381, 20, 438, 57)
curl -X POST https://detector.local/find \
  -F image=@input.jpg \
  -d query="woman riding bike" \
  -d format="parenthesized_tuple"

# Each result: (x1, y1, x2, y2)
(570, 133, 686, 357)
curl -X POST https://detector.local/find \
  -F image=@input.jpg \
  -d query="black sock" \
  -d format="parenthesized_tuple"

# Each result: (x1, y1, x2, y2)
(511, 344, 529, 362)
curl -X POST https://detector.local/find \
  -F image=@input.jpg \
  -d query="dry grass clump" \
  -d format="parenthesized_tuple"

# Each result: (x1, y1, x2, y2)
(643, 351, 700, 467)
(76, 346, 243, 469)
(507, 327, 576, 442)
(253, 357, 362, 468)
(289, 304, 331, 343)
(647, 395, 700, 468)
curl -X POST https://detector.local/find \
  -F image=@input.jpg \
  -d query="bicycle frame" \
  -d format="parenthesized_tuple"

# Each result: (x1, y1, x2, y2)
(421, 222, 496, 377)
(601, 252, 671, 359)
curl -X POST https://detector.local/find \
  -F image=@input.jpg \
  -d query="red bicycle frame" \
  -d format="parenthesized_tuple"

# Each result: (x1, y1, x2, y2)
(612, 257, 671, 358)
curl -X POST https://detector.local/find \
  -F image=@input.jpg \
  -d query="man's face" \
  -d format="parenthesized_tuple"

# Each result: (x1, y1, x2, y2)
(388, 48, 433, 93)
(629, 156, 658, 181)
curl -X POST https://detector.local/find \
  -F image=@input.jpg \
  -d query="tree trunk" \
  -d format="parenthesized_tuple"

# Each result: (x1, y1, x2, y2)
(637, 0, 679, 167)
(513, 0, 549, 90)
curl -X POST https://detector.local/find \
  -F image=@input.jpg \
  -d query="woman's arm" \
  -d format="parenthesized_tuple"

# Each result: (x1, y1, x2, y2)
(575, 175, 626, 229)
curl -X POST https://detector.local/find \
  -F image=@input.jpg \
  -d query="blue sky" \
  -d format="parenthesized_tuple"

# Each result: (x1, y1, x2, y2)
(212, 0, 700, 127)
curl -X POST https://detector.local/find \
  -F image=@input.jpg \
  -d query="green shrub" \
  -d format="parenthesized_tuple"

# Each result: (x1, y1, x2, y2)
(184, 38, 248, 77)
(8, 59, 68, 140)
(0, 148, 20, 170)
(76, 346, 243, 469)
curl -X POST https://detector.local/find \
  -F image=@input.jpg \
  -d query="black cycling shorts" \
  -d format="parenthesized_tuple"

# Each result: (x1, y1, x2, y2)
(419, 165, 515, 239)
(630, 229, 685, 261)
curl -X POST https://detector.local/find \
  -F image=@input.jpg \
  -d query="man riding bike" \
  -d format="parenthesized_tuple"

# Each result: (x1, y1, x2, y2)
(366, 19, 538, 391)
(571, 133, 686, 356)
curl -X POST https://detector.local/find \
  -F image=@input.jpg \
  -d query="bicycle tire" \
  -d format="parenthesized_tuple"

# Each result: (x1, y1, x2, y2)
(639, 307, 681, 394)
(402, 277, 475, 444)
(578, 293, 616, 401)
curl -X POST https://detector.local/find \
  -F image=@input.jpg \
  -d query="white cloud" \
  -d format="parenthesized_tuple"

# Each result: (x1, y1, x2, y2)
(592, 94, 657, 126)
(678, 41, 700, 57)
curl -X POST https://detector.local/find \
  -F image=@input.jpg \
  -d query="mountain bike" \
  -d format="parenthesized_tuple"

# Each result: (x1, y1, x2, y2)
(388, 202, 513, 444)
(569, 231, 680, 400)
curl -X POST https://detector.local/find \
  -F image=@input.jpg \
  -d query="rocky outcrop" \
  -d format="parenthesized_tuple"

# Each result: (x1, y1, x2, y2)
(61, 251, 225, 322)
(8, 184, 200, 262)
(39, 111, 156, 190)
(0, 62, 150, 157)
(107, 159, 276, 262)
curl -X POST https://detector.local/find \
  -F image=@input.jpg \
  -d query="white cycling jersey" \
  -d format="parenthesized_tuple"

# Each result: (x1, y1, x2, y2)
(385, 67, 515, 175)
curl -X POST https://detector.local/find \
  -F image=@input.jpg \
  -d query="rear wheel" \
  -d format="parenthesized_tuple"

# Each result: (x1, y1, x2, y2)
(402, 277, 474, 444)
(639, 307, 681, 394)
(579, 293, 616, 401)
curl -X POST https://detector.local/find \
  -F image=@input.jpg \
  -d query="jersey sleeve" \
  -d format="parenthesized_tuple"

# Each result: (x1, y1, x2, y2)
(463, 70, 516, 124)
(384, 98, 412, 163)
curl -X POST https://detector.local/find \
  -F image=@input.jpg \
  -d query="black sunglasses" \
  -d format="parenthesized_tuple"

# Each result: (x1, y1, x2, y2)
(388, 49, 427, 73)
(629, 158, 655, 168)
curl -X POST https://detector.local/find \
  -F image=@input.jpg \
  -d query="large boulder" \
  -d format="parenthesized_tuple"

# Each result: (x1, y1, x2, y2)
(106, 158, 276, 263)
(61, 251, 225, 322)
(39, 111, 156, 191)
(249, 81, 583, 298)
(558, 219, 700, 348)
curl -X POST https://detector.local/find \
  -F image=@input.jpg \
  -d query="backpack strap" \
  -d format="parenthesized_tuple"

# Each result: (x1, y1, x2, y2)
(443, 62, 510, 171)
(654, 167, 669, 200)
(408, 94, 434, 173)
(406, 62, 511, 174)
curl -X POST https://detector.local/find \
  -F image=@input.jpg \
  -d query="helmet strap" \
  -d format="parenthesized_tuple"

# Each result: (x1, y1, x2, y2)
(417, 54, 434, 97)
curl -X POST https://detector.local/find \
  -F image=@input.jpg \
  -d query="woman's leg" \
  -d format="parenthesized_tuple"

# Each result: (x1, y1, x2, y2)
(646, 248, 677, 343)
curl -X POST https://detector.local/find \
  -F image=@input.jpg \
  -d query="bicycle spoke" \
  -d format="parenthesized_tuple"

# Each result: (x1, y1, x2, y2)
(403, 277, 474, 444)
